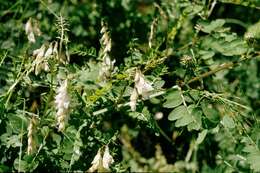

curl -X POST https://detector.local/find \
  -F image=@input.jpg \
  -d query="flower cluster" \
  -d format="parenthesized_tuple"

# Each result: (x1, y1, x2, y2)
(32, 42, 58, 75)
(25, 18, 41, 43)
(88, 145, 114, 172)
(130, 69, 153, 111)
(99, 22, 115, 81)
(54, 79, 70, 132)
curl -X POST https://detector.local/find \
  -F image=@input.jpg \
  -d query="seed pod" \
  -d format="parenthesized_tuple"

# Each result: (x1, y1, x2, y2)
(27, 116, 37, 155)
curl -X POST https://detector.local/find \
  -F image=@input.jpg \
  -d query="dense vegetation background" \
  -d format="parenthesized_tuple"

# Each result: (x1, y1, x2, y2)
(0, 0, 260, 172)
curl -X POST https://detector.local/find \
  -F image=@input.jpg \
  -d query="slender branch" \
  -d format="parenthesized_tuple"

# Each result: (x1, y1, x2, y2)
(185, 62, 234, 85)
(154, 120, 174, 146)
(39, 0, 59, 19)
(0, 51, 8, 66)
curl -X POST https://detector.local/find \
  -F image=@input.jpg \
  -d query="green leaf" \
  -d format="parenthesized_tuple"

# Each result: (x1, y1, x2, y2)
(41, 126, 49, 137)
(14, 159, 27, 172)
(222, 115, 235, 129)
(183, 4, 204, 16)
(246, 21, 260, 39)
(247, 152, 260, 172)
(202, 34, 248, 56)
(1, 134, 22, 148)
(168, 105, 188, 121)
(51, 133, 61, 146)
(196, 130, 208, 145)
(187, 107, 202, 131)
(175, 111, 193, 127)
(243, 144, 260, 172)
(219, 0, 260, 8)
(169, 104, 203, 129)
(201, 102, 220, 123)
(199, 50, 215, 60)
(129, 107, 150, 121)
(198, 19, 226, 33)
(8, 113, 28, 133)
(14, 156, 39, 172)
(0, 164, 9, 172)
(163, 89, 183, 108)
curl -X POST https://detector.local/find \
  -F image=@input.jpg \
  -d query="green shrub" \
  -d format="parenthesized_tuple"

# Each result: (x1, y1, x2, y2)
(0, 0, 260, 172)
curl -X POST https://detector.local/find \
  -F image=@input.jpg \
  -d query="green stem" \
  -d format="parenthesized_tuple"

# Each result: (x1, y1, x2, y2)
(18, 99, 26, 173)
(154, 120, 174, 146)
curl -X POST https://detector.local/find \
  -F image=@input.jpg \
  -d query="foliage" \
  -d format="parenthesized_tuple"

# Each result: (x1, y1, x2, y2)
(0, 0, 260, 172)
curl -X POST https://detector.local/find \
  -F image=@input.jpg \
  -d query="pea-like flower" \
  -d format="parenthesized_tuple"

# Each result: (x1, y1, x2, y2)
(130, 69, 153, 111)
(102, 145, 114, 170)
(33, 44, 49, 75)
(88, 145, 114, 172)
(32, 42, 59, 75)
(88, 148, 102, 172)
(134, 69, 153, 97)
(25, 18, 41, 43)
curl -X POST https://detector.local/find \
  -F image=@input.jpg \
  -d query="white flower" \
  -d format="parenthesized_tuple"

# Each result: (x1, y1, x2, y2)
(25, 19, 35, 43)
(129, 70, 153, 111)
(25, 18, 41, 43)
(43, 61, 50, 71)
(27, 31, 36, 43)
(88, 146, 114, 172)
(45, 42, 53, 58)
(33, 44, 47, 75)
(130, 88, 138, 111)
(102, 145, 114, 170)
(54, 79, 70, 132)
(33, 44, 45, 59)
(88, 149, 102, 172)
(100, 55, 116, 79)
(32, 42, 58, 75)
(104, 55, 115, 68)
(25, 19, 32, 35)
(134, 69, 153, 97)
